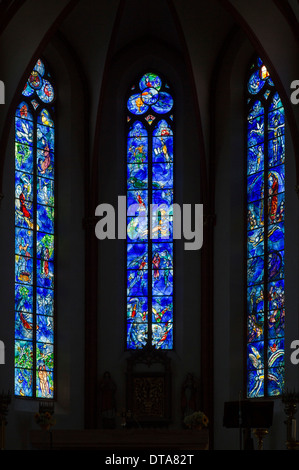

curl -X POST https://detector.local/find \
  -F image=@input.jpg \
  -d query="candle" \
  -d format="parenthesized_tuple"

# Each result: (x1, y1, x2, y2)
(292, 419, 296, 441)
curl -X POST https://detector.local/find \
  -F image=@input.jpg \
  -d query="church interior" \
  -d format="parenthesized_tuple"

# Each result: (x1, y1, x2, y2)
(0, 0, 298, 451)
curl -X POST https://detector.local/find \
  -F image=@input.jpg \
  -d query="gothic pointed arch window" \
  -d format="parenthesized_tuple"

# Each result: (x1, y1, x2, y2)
(126, 72, 174, 350)
(14, 59, 55, 399)
(246, 57, 285, 397)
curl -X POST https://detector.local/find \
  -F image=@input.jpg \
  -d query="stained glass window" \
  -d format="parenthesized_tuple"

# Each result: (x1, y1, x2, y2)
(14, 59, 55, 398)
(126, 72, 174, 350)
(246, 57, 285, 397)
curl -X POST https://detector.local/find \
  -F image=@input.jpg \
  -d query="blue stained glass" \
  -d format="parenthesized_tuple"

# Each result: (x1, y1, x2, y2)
(248, 69, 267, 94)
(152, 296, 173, 323)
(37, 123, 55, 152)
(127, 244, 148, 269)
(127, 322, 148, 349)
(152, 216, 173, 241)
(37, 109, 54, 127)
(268, 338, 284, 368)
(268, 223, 284, 252)
(127, 216, 148, 242)
(268, 280, 284, 310)
(153, 135, 173, 163)
(16, 102, 34, 121)
(36, 80, 55, 103)
(127, 190, 148, 215)
(139, 73, 162, 91)
(15, 311, 34, 341)
(247, 144, 264, 175)
(247, 370, 264, 398)
(36, 342, 54, 369)
(141, 87, 159, 105)
(15, 284, 33, 313)
(15, 254, 33, 285)
(129, 120, 148, 138)
(247, 172, 264, 203)
(127, 164, 148, 190)
(126, 73, 173, 350)
(247, 284, 265, 315)
(248, 100, 264, 119)
(152, 243, 173, 269)
(127, 269, 148, 296)
(268, 367, 284, 397)
(153, 120, 173, 137)
(268, 135, 285, 167)
(15, 197, 34, 229)
(37, 148, 54, 179)
(37, 177, 54, 206)
(15, 171, 34, 201)
(127, 297, 148, 322)
(268, 166, 285, 196)
(268, 339, 285, 396)
(36, 315, 54, 343)
(22, 82, 35, 97)
(36, 288, 54, 316)
(268, 192, 284, 224)
(36, 259, 54, 289)
(269, 92, 283, 110)
(22, 59, 55, 105)
(268, 251, 284, 281)
(247, 341, 264, 371)
(34, 58, 45, 76)
(247, 227, 264, 258)
(248, 200, 264, 229)
(152, 163, 173, 189)
(268, 108, 285, 137)
(37, 232, 55, 261)
(127, 93, 149, 115)
(127, 137, 148, 164)
(152, 189, 173, 209)
(37, 204, 54, 234)
(268, 309, 285, 339)
(247, 256, 264, 285)
(151, 92, 173, 114)
(152, 268, 173, 296)
(15, 339, 33, 369)
(36, 369, 54, 399)
(15, 117, 34, 145)
(152, 322, 173, 349)
(15, 368, 33, 397)
(15, 227, 33, 258)
(248, 311, 264, 343)
(28, 70, 43, 91)
(246, 57, 286, 403)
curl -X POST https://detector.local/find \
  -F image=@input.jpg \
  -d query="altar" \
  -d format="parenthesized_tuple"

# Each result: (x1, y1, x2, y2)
(30, 428, 209, 451)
